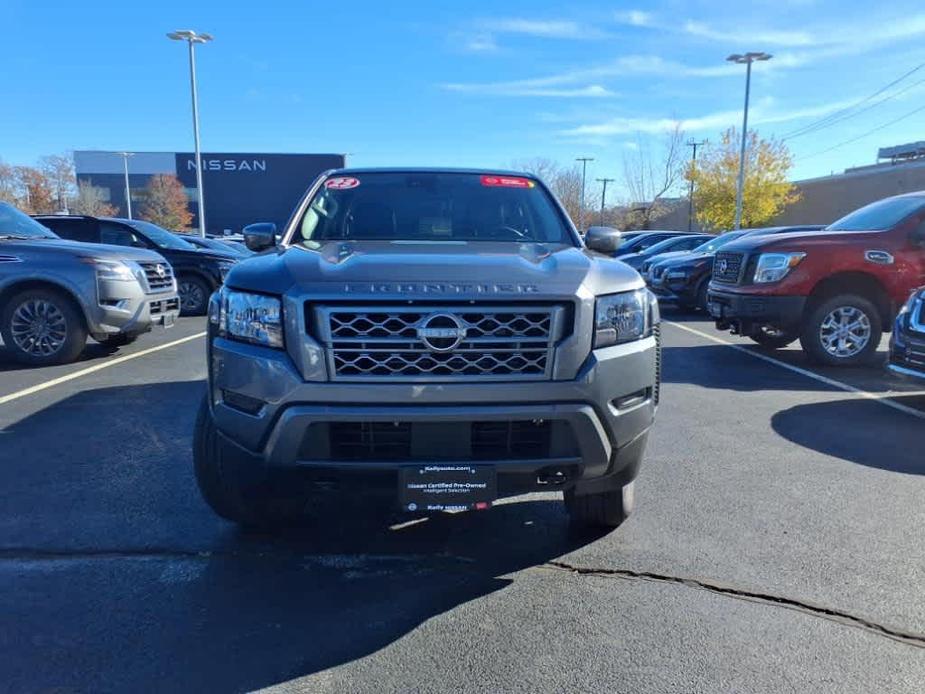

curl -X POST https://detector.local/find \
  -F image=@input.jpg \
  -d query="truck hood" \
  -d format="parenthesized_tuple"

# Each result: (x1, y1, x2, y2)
(1, 237, 168, 263)
(720, 229, 877, 254)
(652, 251, 713, 269)
(225, 240, 643, 299)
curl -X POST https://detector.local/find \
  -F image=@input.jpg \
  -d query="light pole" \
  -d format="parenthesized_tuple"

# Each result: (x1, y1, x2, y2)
(575, 157, 594, 231)
(168, 29, 213, 237)
(727, 52, 772, 230)
(116, 151, 134, 219)
(596, 177, 615, 226)
(685, 139, 705, 231)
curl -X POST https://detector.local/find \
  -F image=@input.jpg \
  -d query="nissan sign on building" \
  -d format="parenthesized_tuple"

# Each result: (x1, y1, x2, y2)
(74, 151, 346, 235)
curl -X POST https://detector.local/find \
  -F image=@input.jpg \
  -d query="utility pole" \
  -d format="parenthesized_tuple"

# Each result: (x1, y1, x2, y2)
(685, 140, 705, 231)
(116, 152, 134, 219)
(727, 51, 772, 229)
(596, 177, 616, 226)
(575, 157, 594, 231)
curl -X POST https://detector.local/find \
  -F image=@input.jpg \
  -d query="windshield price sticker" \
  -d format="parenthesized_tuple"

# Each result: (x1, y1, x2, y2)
(325, 177, 361, 190)
(480, 175, 535, 189)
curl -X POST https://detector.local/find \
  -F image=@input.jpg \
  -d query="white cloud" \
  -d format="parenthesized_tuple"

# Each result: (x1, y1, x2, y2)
(480, 18, 603, 39)
(615, 10, 653, 27)
(443, 83, 615, 98)
(682, 20, 815, 47)
(463, 33, 498, 52)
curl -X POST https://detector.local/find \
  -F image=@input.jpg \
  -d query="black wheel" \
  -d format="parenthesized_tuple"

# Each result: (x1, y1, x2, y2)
(749, 325, 797, 349)
(193, 397, 275, 526)
(0, 288, 87, 366)
(97, 333, 139, 348)
(564, 482, 635, 529)
(178, 275, 210, 316)
(799, 294, 882, 367)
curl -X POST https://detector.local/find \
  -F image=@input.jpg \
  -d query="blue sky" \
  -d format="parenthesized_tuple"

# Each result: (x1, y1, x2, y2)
(3, 0, 925, 195)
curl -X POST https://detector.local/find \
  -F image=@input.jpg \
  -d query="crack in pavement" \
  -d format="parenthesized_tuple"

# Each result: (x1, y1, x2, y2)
(543, 560, 925, 649)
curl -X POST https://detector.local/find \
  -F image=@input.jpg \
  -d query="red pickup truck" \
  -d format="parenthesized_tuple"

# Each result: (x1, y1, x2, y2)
(708, 192, 925, 366)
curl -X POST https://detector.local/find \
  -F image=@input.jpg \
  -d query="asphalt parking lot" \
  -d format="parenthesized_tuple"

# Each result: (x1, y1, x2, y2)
(2, 312, 924, 693)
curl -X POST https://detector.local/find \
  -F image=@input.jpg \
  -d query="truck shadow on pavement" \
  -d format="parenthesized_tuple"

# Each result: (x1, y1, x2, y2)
(0, 381, 604, 692)
(0, 340, 120, 372)
(770, 395, 925, 475)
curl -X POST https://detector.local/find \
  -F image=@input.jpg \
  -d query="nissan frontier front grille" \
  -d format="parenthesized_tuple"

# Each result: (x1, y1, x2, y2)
(315, 305, 564, 381)
(712, 251, 744, 284)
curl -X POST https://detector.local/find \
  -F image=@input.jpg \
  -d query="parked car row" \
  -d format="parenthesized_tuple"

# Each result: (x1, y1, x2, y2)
(614, 192, 925, 379)
(0, 205, 245, 366)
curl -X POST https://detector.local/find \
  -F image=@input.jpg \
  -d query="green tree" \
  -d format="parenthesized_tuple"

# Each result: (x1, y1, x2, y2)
(139, 175, 193, 230)
(687, 128, 800, 232)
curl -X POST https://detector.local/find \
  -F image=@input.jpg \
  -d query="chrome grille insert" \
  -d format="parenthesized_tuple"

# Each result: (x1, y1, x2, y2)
(316, 305, 564, 381)
(139, 261, 175, 293)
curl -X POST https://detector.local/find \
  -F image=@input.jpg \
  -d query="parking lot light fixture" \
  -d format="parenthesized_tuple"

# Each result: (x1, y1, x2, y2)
(168, 29, 213, 237)
(727, 51, 772, 230)
(116, 152, 134, 219)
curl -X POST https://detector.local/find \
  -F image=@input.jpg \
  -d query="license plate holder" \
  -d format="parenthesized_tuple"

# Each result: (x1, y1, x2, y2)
(708, 301, 724, 318)
(161, 311, 176, 328)
(399, 464, 497, 512)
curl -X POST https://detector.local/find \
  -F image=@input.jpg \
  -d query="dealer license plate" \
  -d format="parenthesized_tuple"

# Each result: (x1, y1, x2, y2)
(399, 464, 497, 512)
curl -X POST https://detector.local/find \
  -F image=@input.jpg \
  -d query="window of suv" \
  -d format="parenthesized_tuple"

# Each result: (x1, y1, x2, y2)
(122, 219, 197, 250)
(826, 195, 925, 231)
(295, 172, 574, 245)
(100, 222, 147, 248)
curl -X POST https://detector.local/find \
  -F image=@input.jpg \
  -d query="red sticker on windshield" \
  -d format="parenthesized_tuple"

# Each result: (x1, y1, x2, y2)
(325, 176, 360, 190)
(480, 175, 535, 189)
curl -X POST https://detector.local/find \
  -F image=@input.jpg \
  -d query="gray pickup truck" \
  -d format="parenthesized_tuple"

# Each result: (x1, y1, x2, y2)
(0, 203, 180, 365)
(194, 169, 659, 529)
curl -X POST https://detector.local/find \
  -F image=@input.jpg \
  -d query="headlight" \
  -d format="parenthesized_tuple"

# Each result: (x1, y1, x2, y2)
(84, 258, 141, 282)
(218, 260, 235, 281)
(898, 291, 922, 316)
(213, 289, 284, 348)
(594, 289, 656, 348)
(753, 252, 806, 283)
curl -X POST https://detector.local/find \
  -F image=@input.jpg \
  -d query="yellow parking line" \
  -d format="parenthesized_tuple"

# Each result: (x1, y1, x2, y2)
(666, 321, 925, 421)
(0, 332, 207, 406)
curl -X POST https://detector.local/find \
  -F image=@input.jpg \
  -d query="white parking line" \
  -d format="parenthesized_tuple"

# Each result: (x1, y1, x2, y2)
(666, 321, 925, 421)
(0, 332, 207, 406)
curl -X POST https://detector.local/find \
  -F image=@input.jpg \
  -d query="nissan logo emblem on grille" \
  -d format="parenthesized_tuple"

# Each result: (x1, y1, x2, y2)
(717, 259, 728, 274)
(155, 264, 167, 279)
(417, 313, 467, 352)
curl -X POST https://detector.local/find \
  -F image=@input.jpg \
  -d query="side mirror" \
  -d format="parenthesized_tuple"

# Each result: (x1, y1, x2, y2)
(584, 226, 623, 255)
(243, 222, 278, 252)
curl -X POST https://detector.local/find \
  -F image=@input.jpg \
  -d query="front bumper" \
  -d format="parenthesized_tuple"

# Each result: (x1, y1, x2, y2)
(208, 332, 659, 497)
(707, 287, 805, 332)
(88, 280, 181, 339)
(648, 273, 697, 304)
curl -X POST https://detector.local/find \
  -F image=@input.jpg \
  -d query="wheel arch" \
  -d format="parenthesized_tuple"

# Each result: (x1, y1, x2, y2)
(0, 278, 90, 331)
(805, 272, 892, 328)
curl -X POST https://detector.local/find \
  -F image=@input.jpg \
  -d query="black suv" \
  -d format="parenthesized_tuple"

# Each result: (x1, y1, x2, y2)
(35, 216, 237, 315)
(889, 287, 925, 381)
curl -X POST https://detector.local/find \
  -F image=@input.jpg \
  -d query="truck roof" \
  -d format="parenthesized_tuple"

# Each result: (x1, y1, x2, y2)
(324, 166, 539, 178)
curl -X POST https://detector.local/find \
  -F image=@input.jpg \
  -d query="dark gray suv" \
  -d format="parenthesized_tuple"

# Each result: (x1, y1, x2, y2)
(194, 169, 660, 529)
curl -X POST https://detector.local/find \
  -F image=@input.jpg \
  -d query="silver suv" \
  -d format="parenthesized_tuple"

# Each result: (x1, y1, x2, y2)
(194, 169, 659, 528)
(0, 203, 180, 365)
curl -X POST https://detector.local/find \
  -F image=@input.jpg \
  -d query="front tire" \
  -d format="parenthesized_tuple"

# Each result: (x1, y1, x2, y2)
(1, 288, 87, 366)
(178, 275, 210, 316)
(564, 482, 635, 529)
(800, 294, 882, 367)
(193, 397, 272, 526)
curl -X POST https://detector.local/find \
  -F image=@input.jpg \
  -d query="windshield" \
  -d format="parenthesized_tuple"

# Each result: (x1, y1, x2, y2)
(640, 236, 690, 256)
(826, 196, 925, 231)
(0, 202, 58, 239)
(295, 172, 574, 245)
(125, 219, 197, 250)
(693, 230, 750, 253)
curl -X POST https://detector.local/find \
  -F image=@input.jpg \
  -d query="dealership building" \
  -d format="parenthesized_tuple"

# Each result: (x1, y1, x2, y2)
(74, 151, 346, 235)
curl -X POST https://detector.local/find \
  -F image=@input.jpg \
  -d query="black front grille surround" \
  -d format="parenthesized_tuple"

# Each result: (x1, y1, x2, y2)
(712, 251, 745, 284)
(325, 420, 557, 462)
(139, 261, 175, 293)
(314, 304, 566, 381)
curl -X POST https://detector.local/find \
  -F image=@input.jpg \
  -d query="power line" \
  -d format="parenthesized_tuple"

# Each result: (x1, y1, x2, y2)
(781, 59, 925, 141)
(798, 102, 925, 162)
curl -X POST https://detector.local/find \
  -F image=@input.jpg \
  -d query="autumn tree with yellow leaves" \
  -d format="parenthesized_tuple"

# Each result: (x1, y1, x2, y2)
(687, 128, 800, 232)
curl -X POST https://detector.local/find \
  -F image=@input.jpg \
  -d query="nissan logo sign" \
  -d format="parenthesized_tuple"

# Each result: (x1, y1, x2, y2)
(155, 264, 167, 278)
(417, 313, 467, 352)
(717, 259, 728, 274)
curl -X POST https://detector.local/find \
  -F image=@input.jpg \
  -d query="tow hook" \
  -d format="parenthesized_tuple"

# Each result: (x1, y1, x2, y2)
(537, 468, 569, 486)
